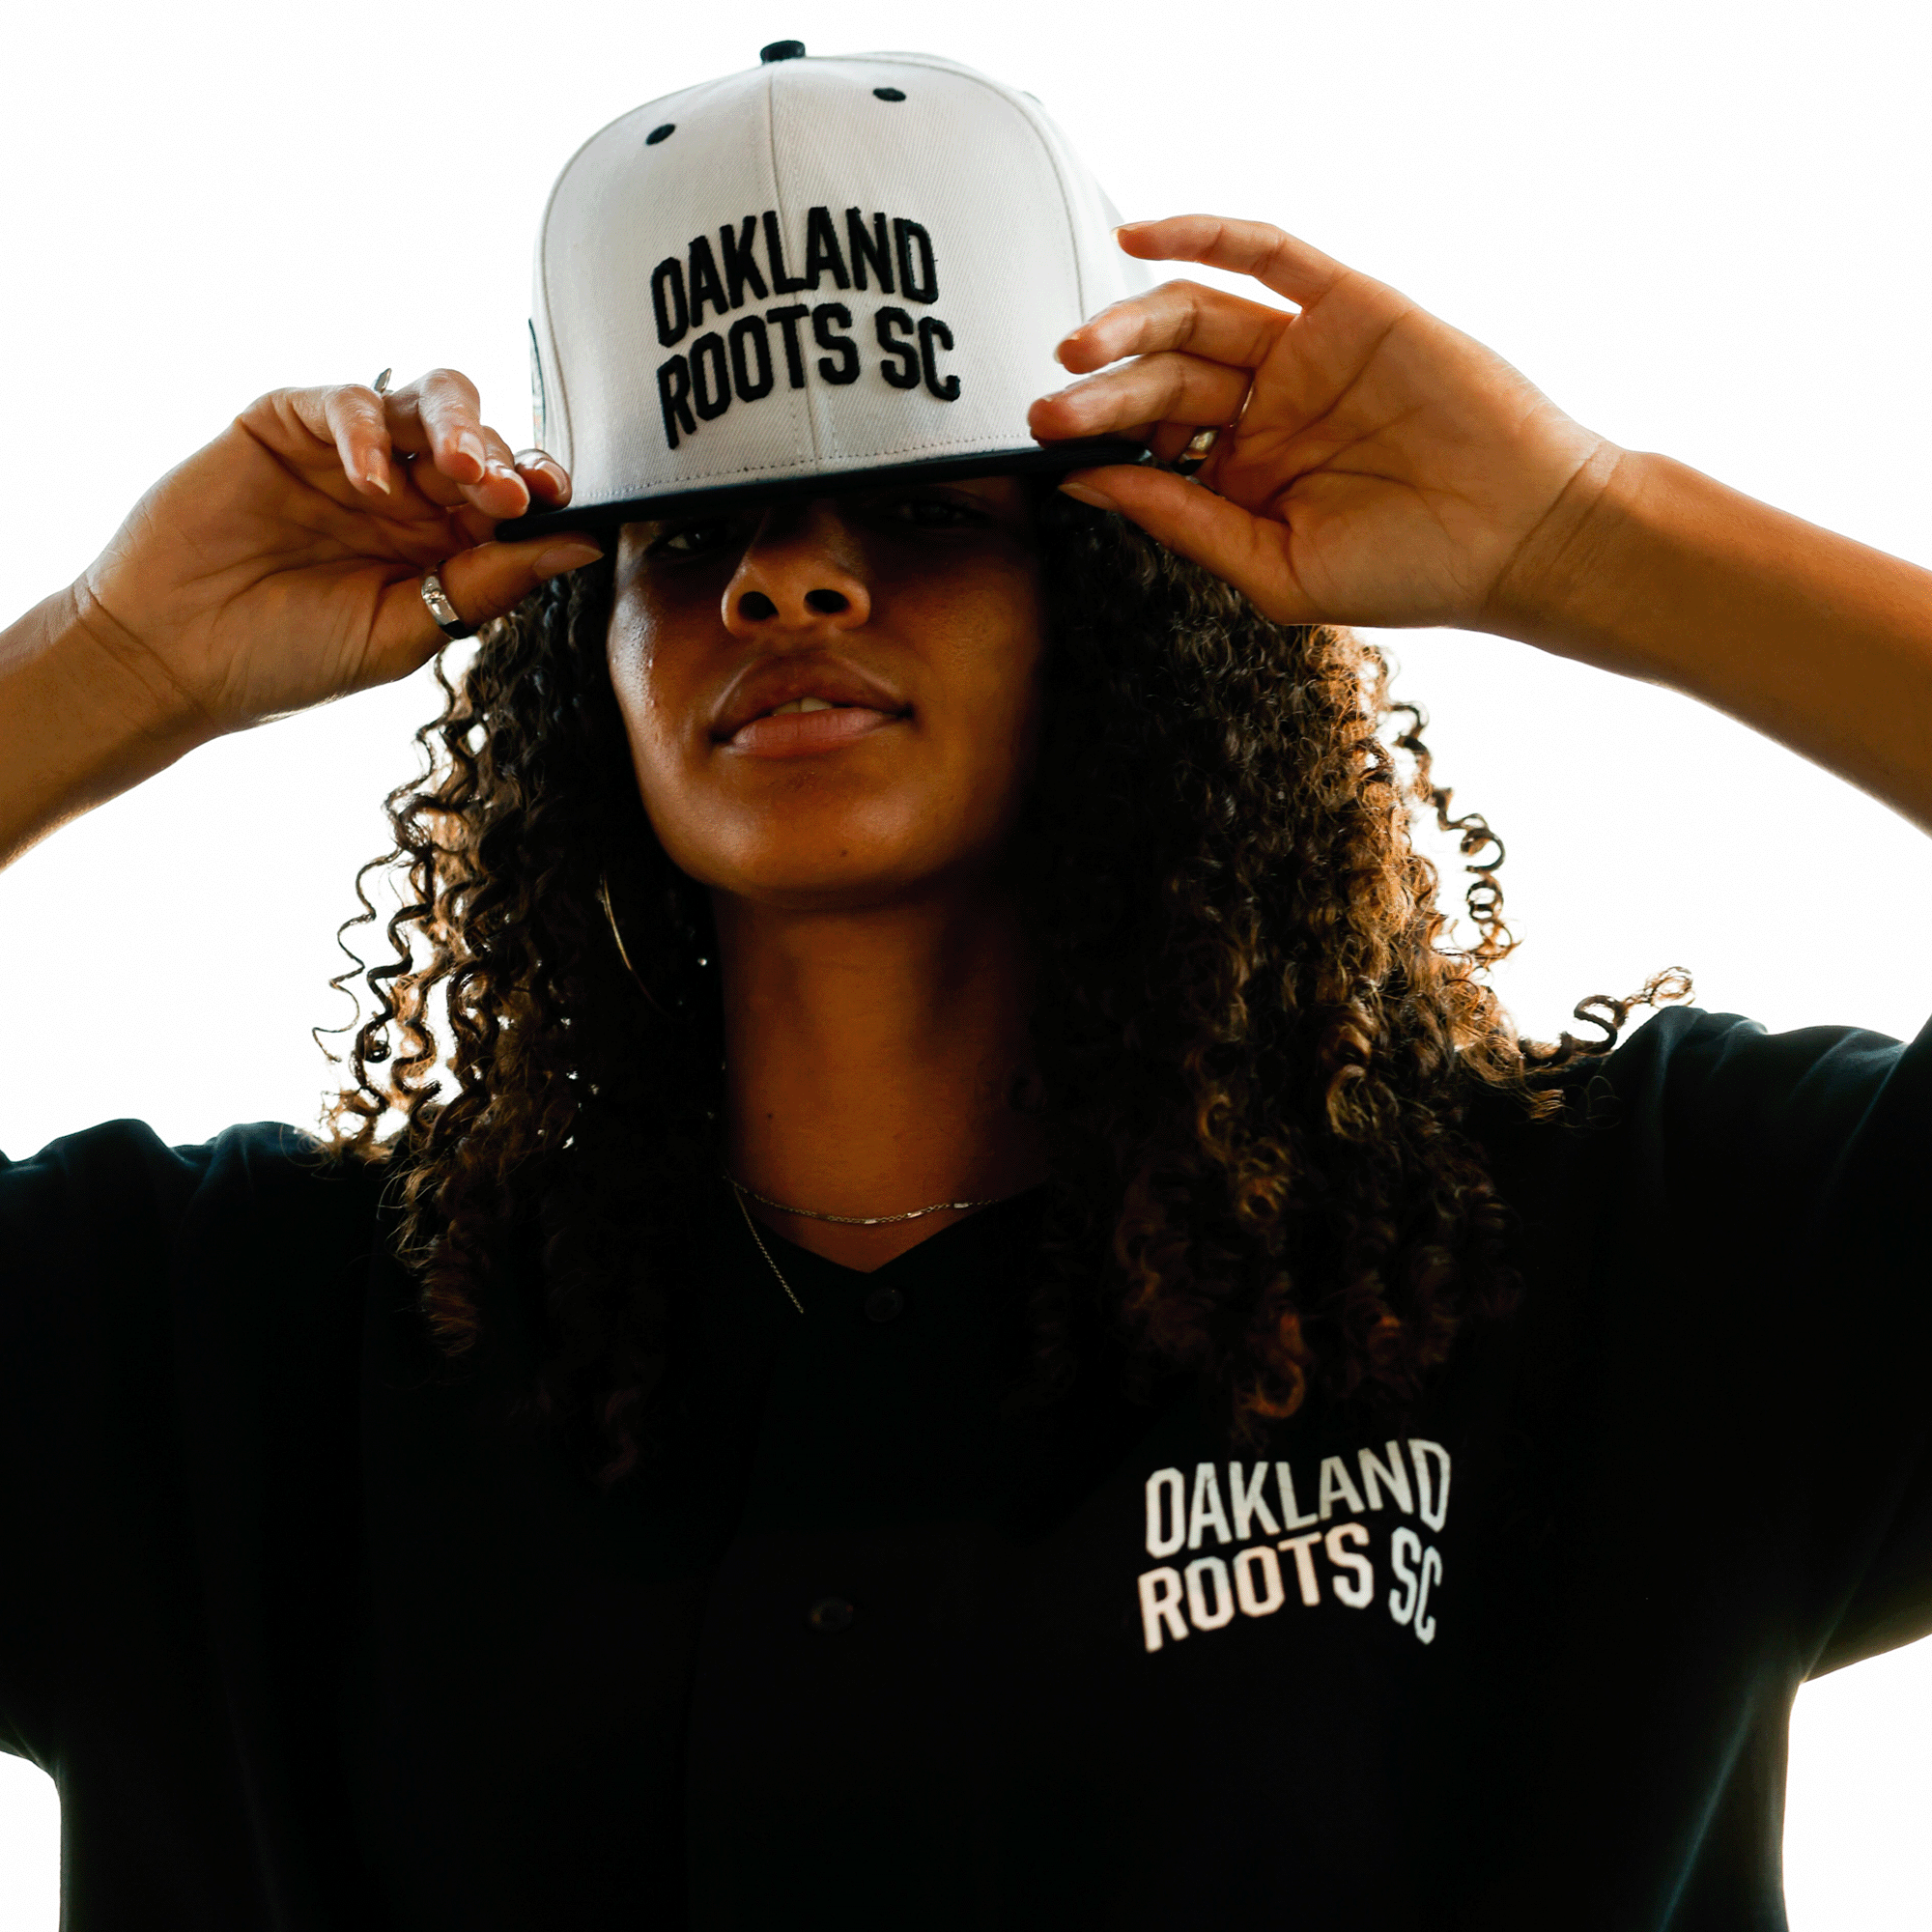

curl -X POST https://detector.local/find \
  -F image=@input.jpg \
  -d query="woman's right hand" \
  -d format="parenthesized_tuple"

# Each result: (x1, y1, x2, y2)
(70, 369, 599, 741)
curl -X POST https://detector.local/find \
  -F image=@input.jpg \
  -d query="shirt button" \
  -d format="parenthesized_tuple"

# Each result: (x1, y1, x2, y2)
(807, 1596, 854, 1633)
(864, 1286, 904, 1323)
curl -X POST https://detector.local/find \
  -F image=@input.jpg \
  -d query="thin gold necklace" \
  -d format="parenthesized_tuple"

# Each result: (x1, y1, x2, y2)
(724, 1174, 1012, 1228)
(725, 1178, 1026, 1319)
(730, 1182, 806, 1316)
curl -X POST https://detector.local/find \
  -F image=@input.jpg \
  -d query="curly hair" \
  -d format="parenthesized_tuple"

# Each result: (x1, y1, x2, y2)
(325, 490, 1684, 1479)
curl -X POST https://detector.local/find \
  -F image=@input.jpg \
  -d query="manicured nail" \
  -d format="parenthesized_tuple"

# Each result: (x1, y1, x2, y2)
(358, 455, 391, 496)
(457, 431, 488, 472)
(534, 539, 604, 576)
(1058, 480, 1116, 511)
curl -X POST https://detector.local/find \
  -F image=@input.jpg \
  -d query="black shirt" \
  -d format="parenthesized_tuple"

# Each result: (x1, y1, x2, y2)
(1, 1005, 1927, 1929)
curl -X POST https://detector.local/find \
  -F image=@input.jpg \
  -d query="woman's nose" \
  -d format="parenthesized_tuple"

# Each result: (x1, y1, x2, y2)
(723, 502, 871, 637)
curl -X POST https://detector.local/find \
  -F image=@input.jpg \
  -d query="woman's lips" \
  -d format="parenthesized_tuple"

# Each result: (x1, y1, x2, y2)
(724, 703, 904, 757)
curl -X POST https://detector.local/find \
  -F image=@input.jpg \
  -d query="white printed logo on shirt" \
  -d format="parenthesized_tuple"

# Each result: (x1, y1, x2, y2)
(1135, 1439, 1451, 1654)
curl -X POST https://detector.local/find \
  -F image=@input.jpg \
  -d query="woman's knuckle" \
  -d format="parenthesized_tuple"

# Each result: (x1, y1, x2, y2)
(424, 366, 479, 403)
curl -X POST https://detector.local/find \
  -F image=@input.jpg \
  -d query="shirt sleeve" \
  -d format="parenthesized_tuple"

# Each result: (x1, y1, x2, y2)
(1588, 1006, 1932, 1676)
(0, 1122, 221, 1762)
(0, 1120, 362, 1766)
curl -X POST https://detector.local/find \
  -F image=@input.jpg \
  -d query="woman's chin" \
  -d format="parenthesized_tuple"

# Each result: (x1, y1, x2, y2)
(683, 830, 1001, 915)
(648, 773, 1024, 914)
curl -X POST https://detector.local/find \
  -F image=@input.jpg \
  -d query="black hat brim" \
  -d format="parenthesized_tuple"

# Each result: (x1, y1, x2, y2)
(494, 436, 1152, 542)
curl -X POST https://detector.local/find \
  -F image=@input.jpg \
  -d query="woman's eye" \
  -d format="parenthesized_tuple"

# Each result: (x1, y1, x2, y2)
(647, 520, 739, 557)
(882, 494, 979, 528)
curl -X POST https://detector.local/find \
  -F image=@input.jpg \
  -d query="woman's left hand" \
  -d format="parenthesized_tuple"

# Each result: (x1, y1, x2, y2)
(1035, 213, 1932, 837)
(1029, 214, 1617, 633)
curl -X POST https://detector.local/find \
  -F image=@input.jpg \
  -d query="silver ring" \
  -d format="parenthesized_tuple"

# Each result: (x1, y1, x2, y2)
(420, 570, 476, 641)
(372, 368, 393, 395)
(1170, 426, 1220, 477)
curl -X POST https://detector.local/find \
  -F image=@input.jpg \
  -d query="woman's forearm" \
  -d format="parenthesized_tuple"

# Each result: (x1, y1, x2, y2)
(0, 584, 209, 870)
(1494, 448, 1932, 832)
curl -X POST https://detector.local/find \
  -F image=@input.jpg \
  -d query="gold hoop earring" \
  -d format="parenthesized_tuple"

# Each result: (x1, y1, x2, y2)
(596, 870, 672, 1020)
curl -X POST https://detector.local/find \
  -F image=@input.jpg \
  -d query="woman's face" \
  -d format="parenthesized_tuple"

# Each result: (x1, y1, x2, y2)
(607, 476, 1047, 910)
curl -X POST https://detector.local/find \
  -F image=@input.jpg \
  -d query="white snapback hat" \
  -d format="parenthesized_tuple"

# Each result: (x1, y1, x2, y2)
(499, 40, 1150, 538)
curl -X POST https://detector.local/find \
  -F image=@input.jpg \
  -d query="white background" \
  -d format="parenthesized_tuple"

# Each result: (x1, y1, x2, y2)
(3, 0, 1930, 1921)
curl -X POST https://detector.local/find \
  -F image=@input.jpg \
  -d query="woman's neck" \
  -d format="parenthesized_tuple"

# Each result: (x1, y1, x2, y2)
(714, 878, 1045, 1269)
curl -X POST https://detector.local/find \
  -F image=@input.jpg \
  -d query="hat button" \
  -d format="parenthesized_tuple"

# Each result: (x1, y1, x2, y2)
(759, 39, 806, 62)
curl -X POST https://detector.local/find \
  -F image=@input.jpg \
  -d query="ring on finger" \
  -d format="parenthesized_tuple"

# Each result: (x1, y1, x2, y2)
(373, 368, 393, 396)
(421, 570, 477, 641)
(1170, 427, 1220, 477)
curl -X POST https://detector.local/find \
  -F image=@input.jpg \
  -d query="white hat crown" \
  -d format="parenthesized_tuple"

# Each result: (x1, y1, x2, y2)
(505, 44, 1148, 534)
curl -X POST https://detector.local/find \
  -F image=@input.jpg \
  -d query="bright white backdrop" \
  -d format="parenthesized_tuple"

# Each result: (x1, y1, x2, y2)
(2, 0, 1930, 1922)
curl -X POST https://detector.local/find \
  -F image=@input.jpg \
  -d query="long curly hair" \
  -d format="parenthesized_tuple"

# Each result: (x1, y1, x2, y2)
(325, 490, 1682, 1478)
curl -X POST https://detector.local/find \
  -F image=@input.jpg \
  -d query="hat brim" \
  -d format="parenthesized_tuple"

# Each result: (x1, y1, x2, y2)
(494, 437, 1152, 542)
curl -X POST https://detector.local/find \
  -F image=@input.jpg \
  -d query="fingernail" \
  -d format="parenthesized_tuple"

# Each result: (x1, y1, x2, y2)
(486, 459, 520, 485)
(359, 457, 391, 496)
(534, 539, 603, 576)
(458, 431, 488, 470)
(1058, 480, 1116, 511)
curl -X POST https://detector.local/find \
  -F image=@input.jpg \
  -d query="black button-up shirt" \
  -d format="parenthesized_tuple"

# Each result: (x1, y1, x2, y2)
(2, 1005, 1928, 1928)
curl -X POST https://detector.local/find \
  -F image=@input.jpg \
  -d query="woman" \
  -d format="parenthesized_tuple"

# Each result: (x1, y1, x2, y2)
(1, 44, 1928, 1932)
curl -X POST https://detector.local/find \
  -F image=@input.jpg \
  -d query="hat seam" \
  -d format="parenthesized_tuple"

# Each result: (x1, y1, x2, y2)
(764, 67, 825, 476)
(628, 426, 1043, 489)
